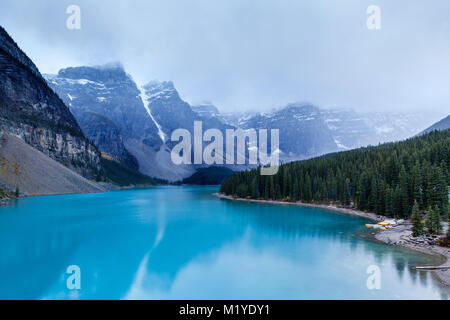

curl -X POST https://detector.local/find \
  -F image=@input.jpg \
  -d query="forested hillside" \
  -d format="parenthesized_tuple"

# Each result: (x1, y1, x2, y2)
(220, 129, 450, 218)
(182, 166, 235, 185)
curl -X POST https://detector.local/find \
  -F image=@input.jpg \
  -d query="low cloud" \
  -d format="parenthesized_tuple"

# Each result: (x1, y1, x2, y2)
(1, 0, 449, 118)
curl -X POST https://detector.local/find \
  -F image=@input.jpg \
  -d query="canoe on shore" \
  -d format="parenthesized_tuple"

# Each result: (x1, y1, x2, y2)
(365, 224, 382, 229)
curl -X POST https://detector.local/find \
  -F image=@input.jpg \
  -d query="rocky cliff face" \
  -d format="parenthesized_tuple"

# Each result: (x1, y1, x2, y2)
(0, 26, 101, 179)
(76, 111, 139, 170)
(143, 80, 198, 137)
(191, 103, 221, 119)
(49, 65, 162, 149)
(142, 81, 246, 173)
(0, 132, 106, 195)
(142, 80, 233, 146)
(46, 70, 241, 181)
(0, 26, 42, 80)
(239, 104, 339, 161)
(45, 65, 162, 173)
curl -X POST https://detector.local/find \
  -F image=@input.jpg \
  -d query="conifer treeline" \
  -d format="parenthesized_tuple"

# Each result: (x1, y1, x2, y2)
(220, 129, 450, 218)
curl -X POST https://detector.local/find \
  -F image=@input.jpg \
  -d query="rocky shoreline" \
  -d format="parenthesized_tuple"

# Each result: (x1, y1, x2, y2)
(0, 198, 11, 206)
(374, 224, 450, 286)
(213, 192, 450, 286)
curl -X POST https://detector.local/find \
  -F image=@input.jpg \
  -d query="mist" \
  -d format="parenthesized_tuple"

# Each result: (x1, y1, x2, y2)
(1, 0, 449, 118)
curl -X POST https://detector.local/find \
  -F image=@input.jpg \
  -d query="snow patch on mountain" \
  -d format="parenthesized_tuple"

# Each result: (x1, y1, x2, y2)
(333, 138, 349, 150)
(144, 80, 178, 102)
(138, 84, 166, 143)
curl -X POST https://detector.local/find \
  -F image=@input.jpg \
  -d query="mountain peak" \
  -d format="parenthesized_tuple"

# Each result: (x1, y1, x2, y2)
(144, 79, 175, 90)
(192, 102, 220, 118)
(0, 25, 102, 179)
(281, 103, 318, 113)
(142, 80, 179, 101)
(57, 64, 128, 83)
(0, 26, 42, 80)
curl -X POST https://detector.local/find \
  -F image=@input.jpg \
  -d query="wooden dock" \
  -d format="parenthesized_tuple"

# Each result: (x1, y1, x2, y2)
(414, 266, 449, 270)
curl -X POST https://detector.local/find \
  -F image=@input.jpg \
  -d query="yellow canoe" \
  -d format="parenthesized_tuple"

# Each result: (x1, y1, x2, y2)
(366, 224, 383, 229)
(378, 222, 391, 226)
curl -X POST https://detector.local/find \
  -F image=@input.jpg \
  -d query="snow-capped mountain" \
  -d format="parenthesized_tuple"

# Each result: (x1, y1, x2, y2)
(321, 108, 435, 149)
(237, 104, 339, 161)
(45, 66, 194, 181)
(207, 103, 439, 162)
(140, 80, 198, 145)
(191, 103, 221, 119)
(140, 81, 231, 139)
(0, 26, 102, 182)
(46, 67, 239, 181)
(45, 63, 439, 181)
(46, 65, 162, 146)
(140, 80, 242, 172)
(45, 66, 162, 172)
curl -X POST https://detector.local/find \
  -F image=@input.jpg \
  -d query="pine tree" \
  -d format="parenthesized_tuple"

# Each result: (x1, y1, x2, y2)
(269, 176, 275, 200)
(436, 165, 448, 219)
(368, 178, 377, 211)
(412, 162, 423, 208)
(304, 173, 312, 202)
(237, 183, 248, 198)
(282, 167, 288, 198)
(275, 184, 281, 200)
(344, 178, 351, 206)
(357, 173, 369, 210)
(385, 185, 393, 217)
(293, 180, 299, 201)
(399, 165, 410, 215)
(425, 207, 434, 234)
(264, 178, 269, 200)
(411, 200, 423, 237)
(424, 165, 434, 209)
(432, 205, 443, 234)
(392, 186, 402, 218)
(376, 178, 385, 214)
(250, 177, 257, 198)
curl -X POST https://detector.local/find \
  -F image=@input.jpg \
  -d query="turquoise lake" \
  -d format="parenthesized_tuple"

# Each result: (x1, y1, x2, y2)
(0, 186, 448, 299)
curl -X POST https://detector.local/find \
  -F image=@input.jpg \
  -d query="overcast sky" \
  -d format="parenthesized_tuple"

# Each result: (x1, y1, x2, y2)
(1, 0, 449, 117)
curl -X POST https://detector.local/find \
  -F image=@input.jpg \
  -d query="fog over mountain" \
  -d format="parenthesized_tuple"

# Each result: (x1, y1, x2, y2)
(1, 0, 449, 122)
(43, 62, 439, 181)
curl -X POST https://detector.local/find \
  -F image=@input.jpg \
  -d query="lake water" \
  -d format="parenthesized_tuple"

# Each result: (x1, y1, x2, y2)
(0, 186, 448, 299)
